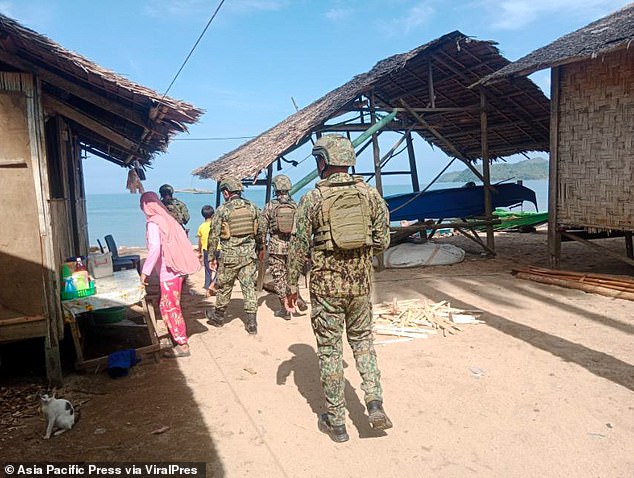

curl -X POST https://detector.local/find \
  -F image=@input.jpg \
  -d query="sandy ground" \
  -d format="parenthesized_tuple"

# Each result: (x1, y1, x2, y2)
(1, 229, 633, 477)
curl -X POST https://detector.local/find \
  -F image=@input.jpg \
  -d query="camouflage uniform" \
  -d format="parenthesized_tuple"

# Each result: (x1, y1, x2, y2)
(259, 193, 296, 301)
(287, 170, 390, 427)
(208, 195, 263, 315)
(162, 197, 190, 227)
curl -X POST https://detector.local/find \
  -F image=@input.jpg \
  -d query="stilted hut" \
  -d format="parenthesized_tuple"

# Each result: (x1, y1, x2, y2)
(193, 31, 550, 255)
(0, 14, 202, 383)
(480, 4, 634, 267)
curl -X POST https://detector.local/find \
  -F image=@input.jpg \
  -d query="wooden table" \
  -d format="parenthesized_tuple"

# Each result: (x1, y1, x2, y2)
(61, 269, 162, 370)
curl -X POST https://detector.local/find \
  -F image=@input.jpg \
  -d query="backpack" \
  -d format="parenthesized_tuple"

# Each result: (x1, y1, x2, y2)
(314, 177, 372, 251)
(274, 201, 296, 234)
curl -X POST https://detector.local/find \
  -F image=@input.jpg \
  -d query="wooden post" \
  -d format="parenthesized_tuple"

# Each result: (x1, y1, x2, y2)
(215, 180, 221, 208)
(428, 57, 435, 108)
(369, 92, 384, 196)
(265, 163, 273, 204)
(624, 231, 633, 259)
(548, 67, 561, 267)
(369, 92, 384, 270)
(480, 90, 494, 254)
(406, 131, 420, 192)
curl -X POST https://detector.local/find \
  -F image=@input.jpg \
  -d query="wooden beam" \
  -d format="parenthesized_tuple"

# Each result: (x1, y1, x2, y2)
(265, 163, 273, 203)
(428, 57, 435, 108)
(0, 48, 156, 132)
(406, 131, 420, 192)
(480, 90, 494, 254)
(399, 99, 486, 183)
(43, 95, 139, 152)
(548, 67, 561, 267)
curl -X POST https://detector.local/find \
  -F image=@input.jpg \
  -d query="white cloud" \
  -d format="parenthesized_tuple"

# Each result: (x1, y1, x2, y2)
(478, 0, 629, 30)
(325, 7, 354, 21)
(0, 1, 13, 16)
(389, 2, 435, 34)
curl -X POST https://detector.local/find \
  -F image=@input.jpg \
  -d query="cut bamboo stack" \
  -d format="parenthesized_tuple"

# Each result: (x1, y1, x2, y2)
(372, 298, 484, 344)
(512, 266, 634, 301)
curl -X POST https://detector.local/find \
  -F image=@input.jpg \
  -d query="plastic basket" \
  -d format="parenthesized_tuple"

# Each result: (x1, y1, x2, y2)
(61, 283, 96, 301)
(92, 306, 125, 324)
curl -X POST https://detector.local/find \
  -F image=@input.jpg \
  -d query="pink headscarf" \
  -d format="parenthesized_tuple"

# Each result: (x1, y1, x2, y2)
(140, 191, 200, 276)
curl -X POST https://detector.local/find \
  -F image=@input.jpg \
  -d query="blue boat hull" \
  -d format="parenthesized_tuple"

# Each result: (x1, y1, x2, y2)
(385, 183, 538, 221)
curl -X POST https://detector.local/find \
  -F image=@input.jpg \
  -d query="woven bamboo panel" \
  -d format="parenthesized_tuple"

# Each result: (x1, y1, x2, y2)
(557, 49, 634, 231)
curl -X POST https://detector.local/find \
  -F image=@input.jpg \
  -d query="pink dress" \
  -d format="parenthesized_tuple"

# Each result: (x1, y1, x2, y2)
(143, 222, 188, 345)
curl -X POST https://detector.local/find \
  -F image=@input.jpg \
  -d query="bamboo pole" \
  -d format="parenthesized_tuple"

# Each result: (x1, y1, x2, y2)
(548, 66, 561, 267)
(480, 89, 494, 254)
(514, 271, 634, 301)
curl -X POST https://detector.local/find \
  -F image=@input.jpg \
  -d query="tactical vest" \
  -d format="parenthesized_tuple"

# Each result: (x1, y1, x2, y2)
(313, 177, 373, 251)
(220, 201, 257, 239)
(273, 198, 296, 235)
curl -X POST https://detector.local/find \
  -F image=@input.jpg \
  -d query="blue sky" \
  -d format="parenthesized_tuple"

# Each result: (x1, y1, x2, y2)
(0, 0, 629, 194)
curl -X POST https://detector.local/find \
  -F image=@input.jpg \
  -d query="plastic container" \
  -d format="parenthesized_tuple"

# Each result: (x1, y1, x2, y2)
(91, 306, 125, 324)
(88, 252, 113, 279)
(61, 281, 96, 301)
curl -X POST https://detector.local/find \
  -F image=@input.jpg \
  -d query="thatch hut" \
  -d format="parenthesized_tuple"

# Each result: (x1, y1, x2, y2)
(193, 31, 550, 254)
(480, 4, 634, 266)
(0, 14, 202, 382)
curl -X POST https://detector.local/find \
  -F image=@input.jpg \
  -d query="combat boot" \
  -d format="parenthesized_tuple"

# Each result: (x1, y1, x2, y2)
(274, 308, 291, 320)
(274, 297, 291, 320)
(205, 307, 224, 327)
(367, 400, 393, 430)
(245, 312, 257, 335)
(296, 294, 308, 312)
(318, 413, 349, 443)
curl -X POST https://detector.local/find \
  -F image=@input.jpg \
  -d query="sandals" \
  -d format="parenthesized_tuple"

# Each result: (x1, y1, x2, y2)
(162, 344, 191, 358)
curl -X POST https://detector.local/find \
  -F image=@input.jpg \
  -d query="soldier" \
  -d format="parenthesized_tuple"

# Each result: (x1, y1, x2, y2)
(159, 184, 191, 229)
(286, 134, 392, 443)
(205, 177, 264, 335)
(258, 174, 308, 319)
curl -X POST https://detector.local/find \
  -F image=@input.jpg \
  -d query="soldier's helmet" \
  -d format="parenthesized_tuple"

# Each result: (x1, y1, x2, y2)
(159, 184, 174, 197)
(272, 174, 292, 193)
(219, 176, 243, 193)
(312, 134, 356, 167)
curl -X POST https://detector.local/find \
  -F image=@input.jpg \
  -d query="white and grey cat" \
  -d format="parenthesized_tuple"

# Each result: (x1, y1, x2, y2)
(40, 393, 75, 439)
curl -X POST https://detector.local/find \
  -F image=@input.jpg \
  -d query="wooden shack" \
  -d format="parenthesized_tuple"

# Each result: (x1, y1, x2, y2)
(480, 4, 634, 266)
(193, 31, 550, 255)
(0, 14, 202, 383)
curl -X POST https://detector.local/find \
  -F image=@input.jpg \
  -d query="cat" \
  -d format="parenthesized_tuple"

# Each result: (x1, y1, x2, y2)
(40, 394, 75, 439)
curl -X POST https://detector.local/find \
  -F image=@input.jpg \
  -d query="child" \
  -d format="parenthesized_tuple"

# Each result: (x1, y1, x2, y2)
(196, 205, 216, 296)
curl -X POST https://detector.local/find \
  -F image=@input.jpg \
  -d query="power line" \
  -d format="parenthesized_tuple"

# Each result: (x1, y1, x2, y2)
(162, 0, 227, 98)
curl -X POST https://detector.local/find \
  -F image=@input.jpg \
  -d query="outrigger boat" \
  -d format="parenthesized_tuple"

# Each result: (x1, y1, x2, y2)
(385, 183, 538, 222)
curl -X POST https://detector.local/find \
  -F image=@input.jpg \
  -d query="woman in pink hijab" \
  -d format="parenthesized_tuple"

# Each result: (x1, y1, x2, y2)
(140, 192, 200, 358)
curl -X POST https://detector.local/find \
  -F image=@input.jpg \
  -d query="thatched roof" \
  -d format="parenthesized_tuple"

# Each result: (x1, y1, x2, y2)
(0, 13, 203, 165)
(194, 31, 550, 181)
(480, 3, 634, 84)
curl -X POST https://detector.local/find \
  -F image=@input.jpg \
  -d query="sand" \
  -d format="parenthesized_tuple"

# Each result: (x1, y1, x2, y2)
(2, 229, 633, 477)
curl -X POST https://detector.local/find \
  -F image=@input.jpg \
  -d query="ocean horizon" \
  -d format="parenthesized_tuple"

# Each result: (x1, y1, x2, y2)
(87, 179, 549, 248)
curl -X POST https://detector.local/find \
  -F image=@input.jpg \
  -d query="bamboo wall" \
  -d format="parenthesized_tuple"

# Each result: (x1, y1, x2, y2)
(556, 48, 634, 231)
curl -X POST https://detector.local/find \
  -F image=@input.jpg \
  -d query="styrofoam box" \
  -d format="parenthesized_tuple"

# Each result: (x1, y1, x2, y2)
(88, 252, 113, 278)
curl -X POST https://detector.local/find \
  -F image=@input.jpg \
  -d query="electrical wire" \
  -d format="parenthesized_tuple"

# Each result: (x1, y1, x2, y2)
(162, 0, 227, 98)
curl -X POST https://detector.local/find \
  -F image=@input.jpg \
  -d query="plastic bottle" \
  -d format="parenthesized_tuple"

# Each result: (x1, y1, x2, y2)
(75, 257, 87, 272)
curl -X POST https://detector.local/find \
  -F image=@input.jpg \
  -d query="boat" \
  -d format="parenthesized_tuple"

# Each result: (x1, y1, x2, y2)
(385, 183, 538, 222)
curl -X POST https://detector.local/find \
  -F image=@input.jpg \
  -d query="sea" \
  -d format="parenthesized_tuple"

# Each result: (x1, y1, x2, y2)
(87, 179, 549, 248)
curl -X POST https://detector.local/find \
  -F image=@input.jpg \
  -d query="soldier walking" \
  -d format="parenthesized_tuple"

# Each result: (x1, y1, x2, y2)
(205, 177, 264, 335)
(159, 184, 191, 231)
(287, 134, 392, 442)
(258, 174, 308, 319)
